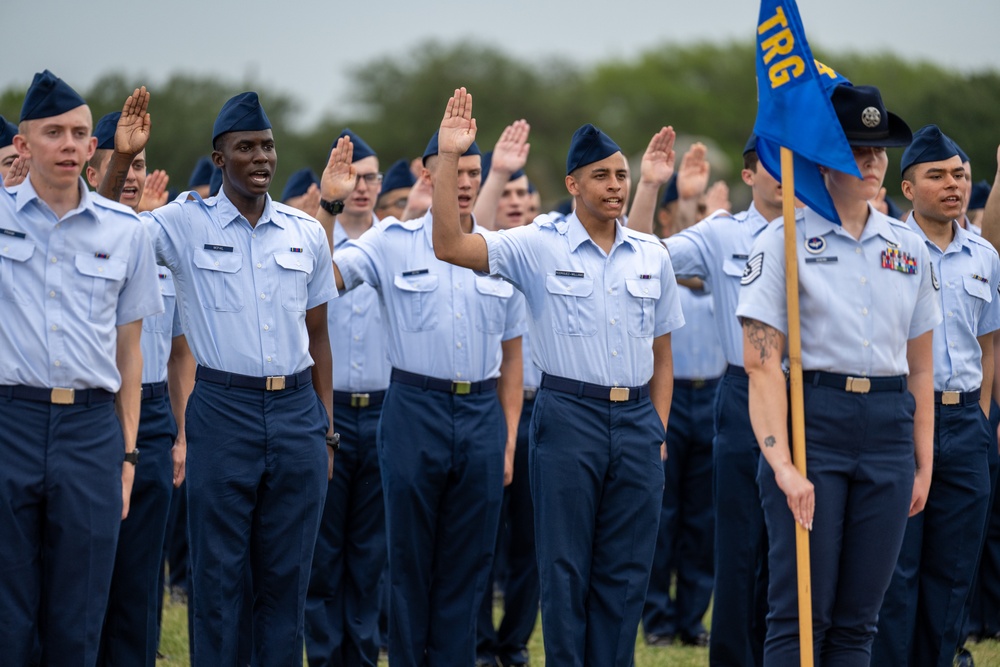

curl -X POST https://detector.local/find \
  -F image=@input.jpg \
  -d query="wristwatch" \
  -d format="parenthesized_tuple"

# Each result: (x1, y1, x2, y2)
(325, 433, 341, 451)
(319, 199, 345, 216)
(124, 448, 140, 466)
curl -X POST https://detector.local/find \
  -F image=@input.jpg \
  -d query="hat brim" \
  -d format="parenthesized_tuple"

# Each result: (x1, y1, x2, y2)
(846, 112, 912, 148)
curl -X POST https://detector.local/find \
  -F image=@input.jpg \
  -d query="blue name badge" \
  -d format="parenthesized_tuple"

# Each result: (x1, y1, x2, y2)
(402, 268, 429, 277)
(805, 256, 838, 264)
(555, 270, 585, 278)
(0, 228, 26, 239)
(204, 244, 234, 252)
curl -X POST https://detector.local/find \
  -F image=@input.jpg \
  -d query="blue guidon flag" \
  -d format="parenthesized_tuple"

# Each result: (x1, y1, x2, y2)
(752, 0, 861, 225)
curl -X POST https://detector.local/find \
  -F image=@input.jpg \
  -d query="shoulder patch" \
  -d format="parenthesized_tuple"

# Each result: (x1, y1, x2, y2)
(741, 252, 765, 285)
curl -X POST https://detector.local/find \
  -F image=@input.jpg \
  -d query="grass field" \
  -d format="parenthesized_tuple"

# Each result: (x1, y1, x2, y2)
(157, 597, 1000, 665)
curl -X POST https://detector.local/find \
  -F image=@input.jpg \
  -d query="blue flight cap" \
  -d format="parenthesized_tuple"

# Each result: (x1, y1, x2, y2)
(480, 151, 525, 183)
(884, 195, 905, 220)
(566, 124, 621, 175)
(970, 180, 992, 210)
(900, 124, 960, 177)
(188, 156, 217, 188)
(421, 130, 481, 165)
(955, 142, 970, 164)
(554, 197, 574, 216)
(281, 167, 320, 201)
(382, 159, 416, 192)
(0, 115, 17, 148)
(209, 167, 223, 197)
(93, 111, 121, 150)
(20, 70, 87, 122)
(527, 181, 537, 195)
(660, 175, 679, 206)
(212, 92, 271, 145)
(743, 133, 758, 156)
(336, 128, 376, 162)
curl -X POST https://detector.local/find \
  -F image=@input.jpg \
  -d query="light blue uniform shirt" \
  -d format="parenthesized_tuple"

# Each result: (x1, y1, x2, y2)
(0, 177, 162, 392)
(140, 268, 183, 385)
(331, 220, 391, 392)
(144, 190, 337, 377)
(736, 206, 941, 376)
(522, 328, 542, 390)
(673, 284, 727, 381)
(335, 210, 526, 382)
(906, 214, 1000, 392)
(665, 203, 772, 367)
(481, 212, 684, 387)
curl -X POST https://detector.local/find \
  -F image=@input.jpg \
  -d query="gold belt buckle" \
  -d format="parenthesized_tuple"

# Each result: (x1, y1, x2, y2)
(941, 391, 961, 406)
(265, 376, 286, 391)
(844, 377, 871, 394)
(51, 387, 75, 405)
(452, 381, 472, 395)
(351, 393, 370, 408)
(609, 387, 630, 402)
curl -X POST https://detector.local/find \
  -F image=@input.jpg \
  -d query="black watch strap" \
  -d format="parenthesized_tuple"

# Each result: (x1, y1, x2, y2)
(326, 433, 341, 451)
(124, 448, 140, 466)
(320, 199, 344, 216)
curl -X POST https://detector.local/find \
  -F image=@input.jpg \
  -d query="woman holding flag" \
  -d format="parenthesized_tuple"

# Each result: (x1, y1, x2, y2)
(736, 83, 940, 665)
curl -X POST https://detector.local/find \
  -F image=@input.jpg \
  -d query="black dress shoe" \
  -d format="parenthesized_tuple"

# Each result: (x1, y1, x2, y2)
(956, 646, 976, 667)
(645, 633, 675, 647)
(679, 631, 710, 647)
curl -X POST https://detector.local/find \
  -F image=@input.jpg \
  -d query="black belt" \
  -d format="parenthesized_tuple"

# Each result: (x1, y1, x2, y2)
(803, 371, 906, 394)
(524, 387, 538, 402)
(540, 373, 649, 403)
(674, 377, 721, 390)
(725, 365, 748, 379)
(390, 369, 497, 395)
(334, 390, 386, 408)
(935, 388, 981, 406)
(195, 366, 312, 391)
(0, 384, 114, 405)
(141, 381, 168, 401)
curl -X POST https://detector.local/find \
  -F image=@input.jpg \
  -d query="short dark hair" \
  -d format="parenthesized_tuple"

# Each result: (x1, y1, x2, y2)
(901, 164, 917, 184)
(743, 150, 758, 171)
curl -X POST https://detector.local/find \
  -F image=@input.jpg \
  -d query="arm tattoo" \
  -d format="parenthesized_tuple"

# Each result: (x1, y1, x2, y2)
(764, 435, 776, 448)
(744, 318, 781, 365)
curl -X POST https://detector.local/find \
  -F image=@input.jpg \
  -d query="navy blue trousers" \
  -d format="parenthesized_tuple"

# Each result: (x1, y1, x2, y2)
(185, 377, 329, 667)
(477, 397, 539, 666)
(643, 379, 718, 641)
(379, 381, 505, 667)
(873, 400, 992, 666)
(0, 395, 123, 667)
(531, 386, 665, 667)
(711, 367, 768, 666)
(100, 389, 177, 667)
(305, 401, 386, 667)
(760, 382, 915, 666)
(963, 400, 1000, 641)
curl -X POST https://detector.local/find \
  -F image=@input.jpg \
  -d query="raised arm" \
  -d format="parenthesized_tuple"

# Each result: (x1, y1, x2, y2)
(627, 126, 676, 234)
(98, 87, 151, 202)
(430, 87, 490, 273)
(315, 136, 356, 291)
(981, 144, 1000, 253)
(473, 119, 530, 230)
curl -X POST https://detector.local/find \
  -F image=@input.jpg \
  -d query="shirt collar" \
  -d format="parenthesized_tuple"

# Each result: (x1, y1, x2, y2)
(905, 213, 972, 255)
(565, 212, 635, 254)
(745, 202, 773, 233)
(802, 203, 900, 245)
(215, 189, 281, 229)
(16, 176, 101, 222)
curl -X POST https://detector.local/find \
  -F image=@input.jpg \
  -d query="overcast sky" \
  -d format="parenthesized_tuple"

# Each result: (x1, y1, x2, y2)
(6, 0, 998, 128)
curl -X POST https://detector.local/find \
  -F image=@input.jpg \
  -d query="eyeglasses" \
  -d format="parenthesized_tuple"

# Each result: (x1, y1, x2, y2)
(355, 172, 383, 187)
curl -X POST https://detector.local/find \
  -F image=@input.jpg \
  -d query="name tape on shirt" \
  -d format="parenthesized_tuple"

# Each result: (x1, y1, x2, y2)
(805, 256, 838, 264)
(0, 228, 26, 239)
(741, 253, 765, 285)
(555, 270, 585, 278)
(204, 244, 234, 252)
(401, 268, 429, 277)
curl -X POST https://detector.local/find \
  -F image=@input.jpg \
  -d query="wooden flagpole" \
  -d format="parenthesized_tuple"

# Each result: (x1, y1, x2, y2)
(780, 146, 814, 667)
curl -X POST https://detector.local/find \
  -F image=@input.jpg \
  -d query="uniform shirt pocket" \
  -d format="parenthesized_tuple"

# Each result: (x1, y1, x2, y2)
(75, 254, 128, 323)
(474, 274, 514, 334)
(0, 237, 35, 305)
(722, 256, 746, 280)
(144, 275, 176, 333)
(545, 274, 597, 336)
(963, 275, 993, 303)
(274, 251, 314, 312)
(193, 248, 245, 312)
(392, 273, 440, 332)
(625, 278, 661, 338)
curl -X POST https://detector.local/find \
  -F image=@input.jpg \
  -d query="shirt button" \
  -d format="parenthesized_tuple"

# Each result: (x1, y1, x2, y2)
(353, 307, 361, 314)
(456, 313, 462, 319)
(352, 362, 359, 369)
(51, 257, 57, 263)
(54, 360, 61, 367)
(266, 356, 272, 362)
(456, 342, 463, 349)
(260, 293, 266, 300)
(98, 266, 104, 273)
(252, 233, 257, 239)
(214, 261, 220, 267)
(49, 291, 56, 298)
(612, 350, 619, 357)
(948, 311, 954, 318)
(861, 307, 869, 315)
(950, 342, 956, 348)
(607, 288, 613, 294)
(263, 324, 270, 331)
(51, 325, 58, 331)
(455, 283, 462, 289)
(643, 288, 649, 294)
(862, 340, 870, 347)
(256, 262, 262, 269)
(456, 372, 463, 378)
(353, 335, 360, 341)
(855, 247, 862, 255)
(2, 246, 7, 252)
(860, 276, 867, 285)
(610, 318, 616, 325)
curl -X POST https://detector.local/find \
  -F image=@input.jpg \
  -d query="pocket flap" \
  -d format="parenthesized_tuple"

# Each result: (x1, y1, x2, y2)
(545, 274, 594, 297)
(0, 237, 35, 262)
(193, 248, 243, 274)
(75, 253, 127, 280)
(722, 257, 746, 277)
(393, 273, 439, 292)
(625, 278, 661, 299)
(274, 251, 314, 274)
(474, 275, 514, 298)
(963, 275, 993, 302)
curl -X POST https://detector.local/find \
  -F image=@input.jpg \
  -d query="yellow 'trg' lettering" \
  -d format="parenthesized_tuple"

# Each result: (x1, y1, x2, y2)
(761, 28, 795, 65)
(769, 56, 806, 88)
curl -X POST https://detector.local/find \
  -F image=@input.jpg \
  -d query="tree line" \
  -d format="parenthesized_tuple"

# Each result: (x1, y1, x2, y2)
(3, 41, 998, 211)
